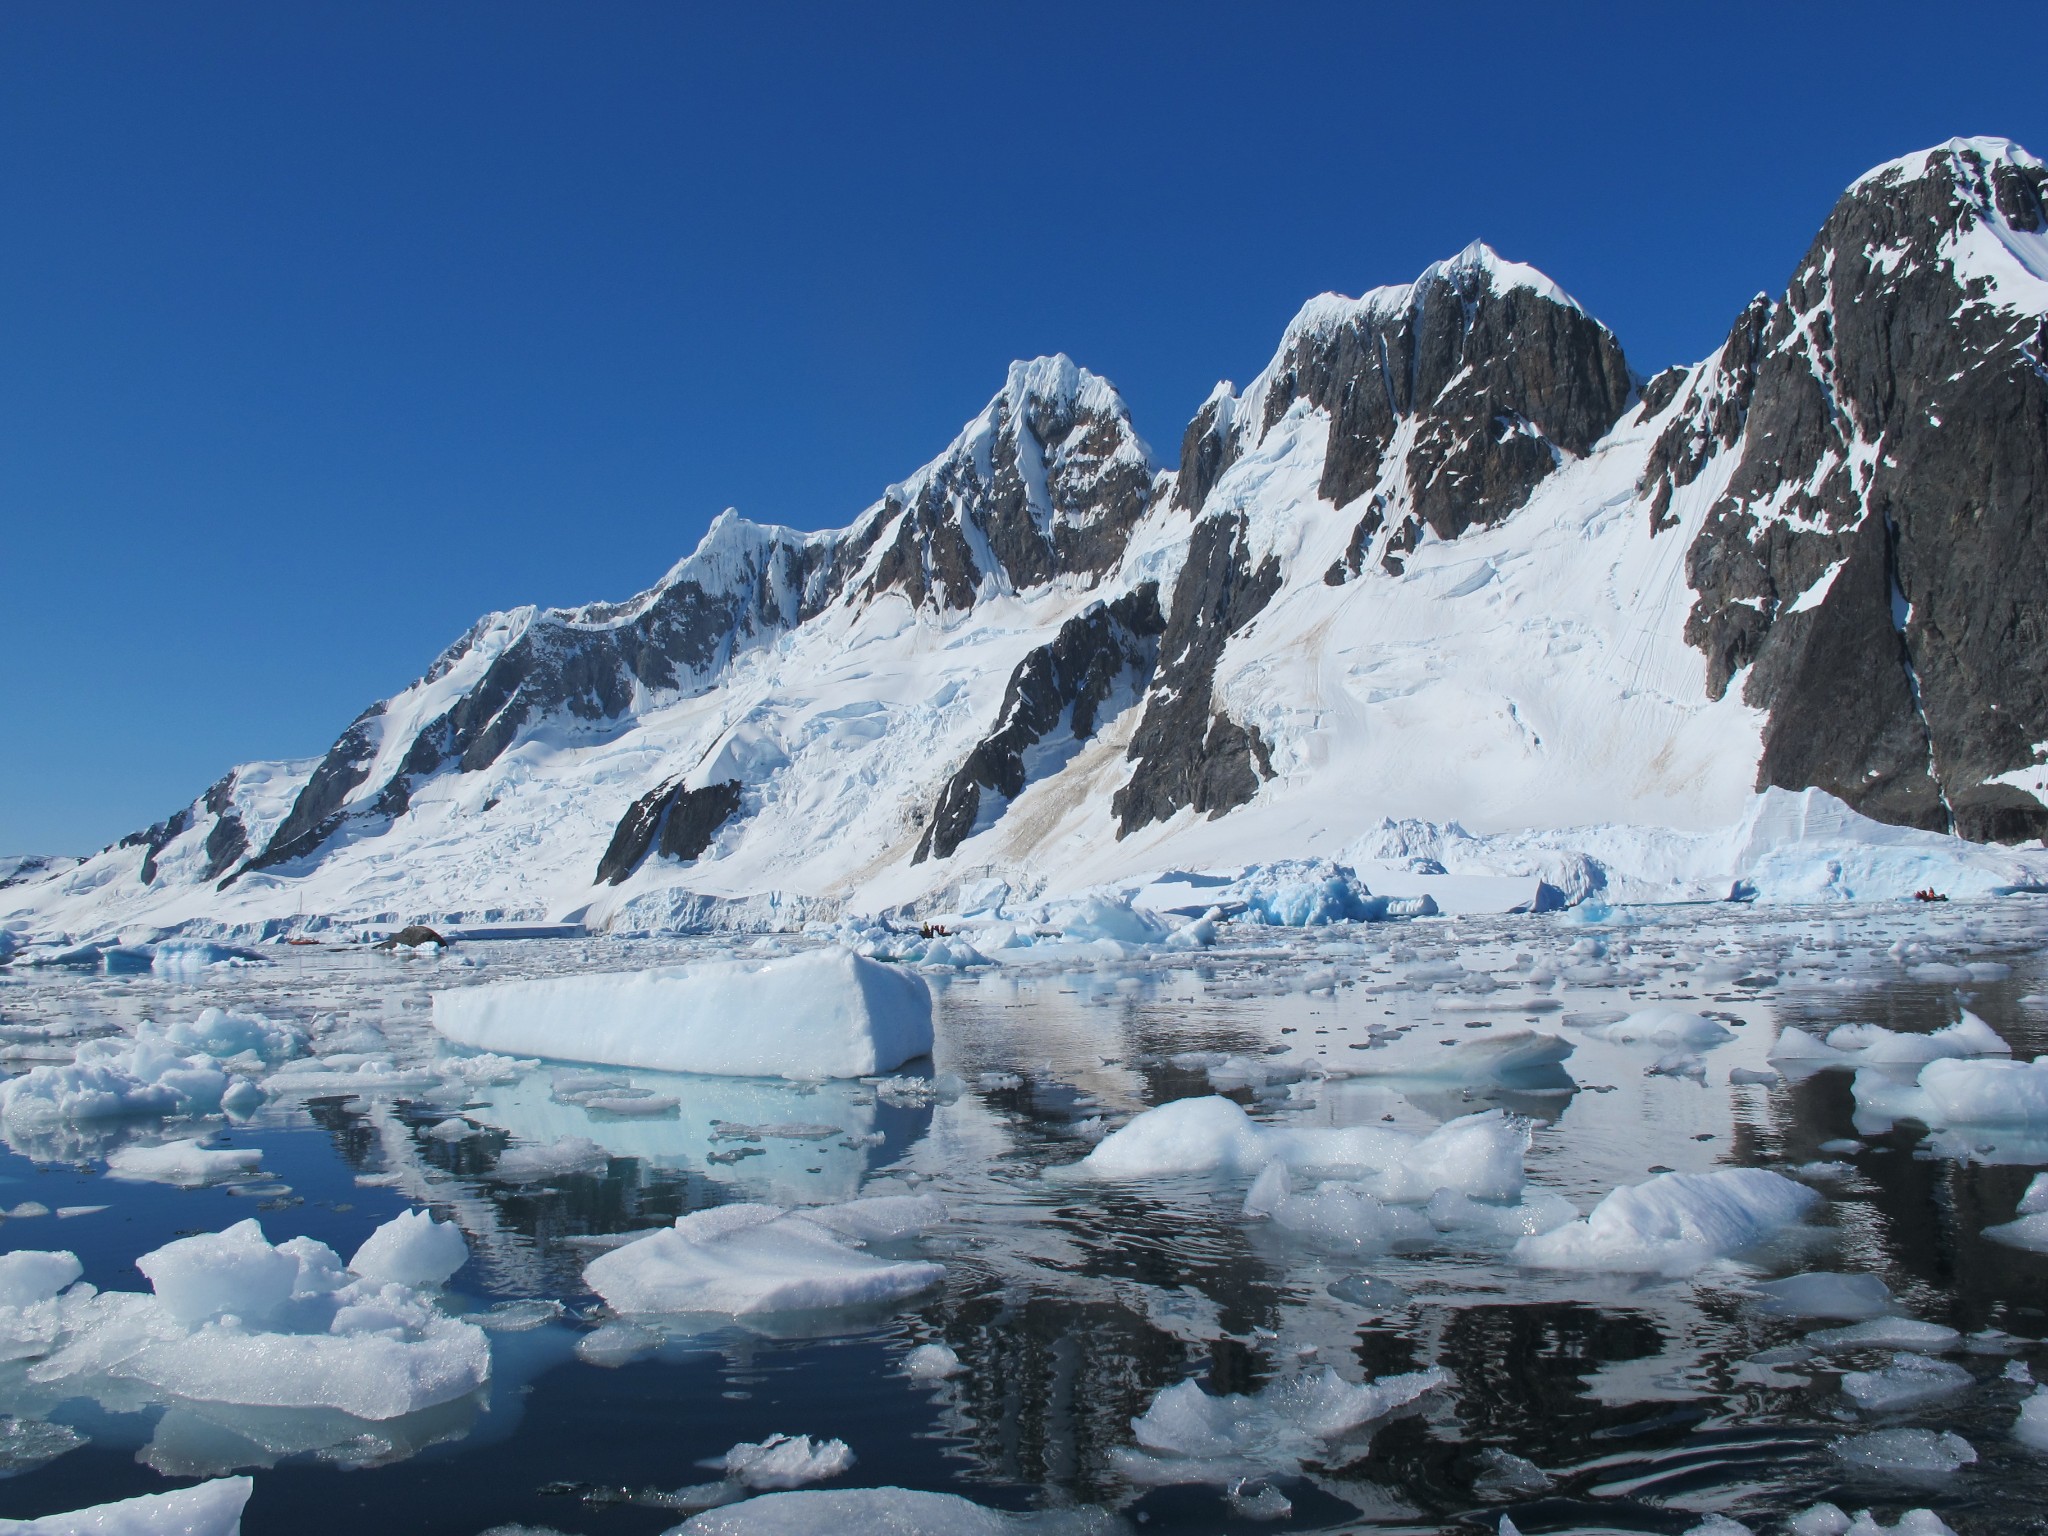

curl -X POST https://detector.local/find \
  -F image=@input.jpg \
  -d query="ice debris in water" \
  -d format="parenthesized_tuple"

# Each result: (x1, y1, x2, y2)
(1772, 1011, 2008, 1068)
(1805, 1318, 1960, 1352)
(1113, 1365, 1448, 1483)
(1856, 1054, 2048, 1132)
(2016, 1385, 2048, 1448)
(903, 1341, 964, 1381)
(1750, 1272, 1893, 1319)
(1827, 1428, 1977, 1477)
(104, 1139, 263, 1188)
(0, 1213, 485, 1421)
(1982, 1171, 2048, 1250)
(1064, 1097, 1531, 1205)
(1792, 1508, 1957, 1536)
(432, 948, 934, 1079)
(0, 1414, 84, 1478)
(1328, 1029, 1574, 1084)
(713, 1433, 856, 1490)
(1576, 1009, 1733, 1048)
(665, 1486, 1121, 1534)
(1682, 1519, 1755, 1536)
(1840, 1353, 1974, 1411)
(1513, 1168, 1822, 1275)
(583, 1201, 943, 1317)
(0, 1475, 253, 1535)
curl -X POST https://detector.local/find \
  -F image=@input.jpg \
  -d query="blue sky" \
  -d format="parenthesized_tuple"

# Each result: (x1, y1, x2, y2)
(3, 2, 2042, 853)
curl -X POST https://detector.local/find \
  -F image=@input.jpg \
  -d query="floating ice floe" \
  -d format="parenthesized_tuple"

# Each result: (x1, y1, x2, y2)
(1772, 1012, 2009, 1070)
(1750, 1272, 1893, 1319)
(1575, 1009, 1733, 1049)
(432, 948, 933, 1079)
(1061, 1098, 1530, 1203)
(0, 1475, 253, 1535)
(1326, 1029, 1574, 1084)
(1806, 1318, 1960, 1352)
(1840, 1353, 1974, 1411)
(105, 1139, 263, 1188)
(1243, 1162, 1576, 1252)
(583, 1200, 943, 1318)
(1513, 1168, 1822, 1275)
(0, 1213, 485, 1422)
(666, 1486, 1120, 1534)
(1112, 1365, 1449, 1484)
(1827, 1428, 1977, 1477)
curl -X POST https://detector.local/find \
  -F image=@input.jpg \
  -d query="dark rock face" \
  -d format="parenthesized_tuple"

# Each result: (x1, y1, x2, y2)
(595, 779, 745, 885)
(914, 584, 1164, 863)
(1675, 141, 2048, 839)
(1244, 246, 1632, 536)
(864, 359, 1155, 609)
(1112, 514, 1283, 836)
(238, 707, 386, 875)
(127, 772, 252, 886)
(1172, 394, 1237, 514)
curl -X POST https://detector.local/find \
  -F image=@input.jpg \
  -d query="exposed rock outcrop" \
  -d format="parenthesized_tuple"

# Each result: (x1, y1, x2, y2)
(1675, 138, 2048, 839)
(914, 585, 1164, 862)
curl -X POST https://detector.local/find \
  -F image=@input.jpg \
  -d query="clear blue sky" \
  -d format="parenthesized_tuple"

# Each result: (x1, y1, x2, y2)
(3, 2, 2041, 853)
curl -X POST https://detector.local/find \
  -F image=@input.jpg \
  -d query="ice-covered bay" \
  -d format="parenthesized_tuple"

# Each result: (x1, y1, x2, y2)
(3, 902, 2048, 1529)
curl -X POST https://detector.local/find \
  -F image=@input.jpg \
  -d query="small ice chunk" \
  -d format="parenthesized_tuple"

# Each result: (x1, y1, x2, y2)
(1828, 1428, 1977, 1476)
(494, 1136, 608, 1182)
(574, 1320, 663, 1367)
(1752, 1272, 1892, 1320)
(0, 1414, 85, 1476)
(1790, 1507, 1960, 1536)
(1840, 1353, 1973, 1411)
(1683, 1519, 1753, 1536)
(1472, 1446, 1551, 1497)
(583, 1205, 943, 1317)
(904, 1342, 964, 1381)
(2016, 1385, 2048, 1449)
(105, 1139, 262, 1188)
(1729, 1067, 1780, 1086)
(1513, 1170, 1821, 1276)
(1774, 1013, 2009, 1069)
(719, 1433, 855, 1489)
(1118, 1366, 1447, 1482)
(348, 1209, 468, 1288)
(1225, 1482, 1293, 1521)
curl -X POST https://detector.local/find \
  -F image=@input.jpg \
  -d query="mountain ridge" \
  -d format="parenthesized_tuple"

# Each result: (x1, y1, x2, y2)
(10, 136, 2048, 941)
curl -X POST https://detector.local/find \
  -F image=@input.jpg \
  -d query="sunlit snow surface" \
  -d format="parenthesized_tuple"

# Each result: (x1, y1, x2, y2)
(5, 905, 2048, 1531)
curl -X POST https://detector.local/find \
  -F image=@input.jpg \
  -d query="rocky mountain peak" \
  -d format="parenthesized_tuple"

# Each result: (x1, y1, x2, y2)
(858, 355, 1157, 610)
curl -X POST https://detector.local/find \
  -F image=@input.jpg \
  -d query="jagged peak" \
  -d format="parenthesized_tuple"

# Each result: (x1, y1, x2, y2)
(1273, 241, 1589, 357)
(884, 354, 1153, 506)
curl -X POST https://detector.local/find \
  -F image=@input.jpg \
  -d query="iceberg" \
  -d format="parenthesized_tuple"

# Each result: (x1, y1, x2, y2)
(432, 948, 932, 1079)
(1514, 1168, 1822, 1275)
(583, 1202, 943, 1317)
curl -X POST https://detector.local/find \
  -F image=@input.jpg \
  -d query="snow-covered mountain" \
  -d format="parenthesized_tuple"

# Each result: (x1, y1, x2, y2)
(12, 138, 2048, 941)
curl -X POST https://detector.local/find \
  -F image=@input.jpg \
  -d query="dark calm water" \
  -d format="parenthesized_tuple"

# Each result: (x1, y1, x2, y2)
(3, 903, 2048, 1533)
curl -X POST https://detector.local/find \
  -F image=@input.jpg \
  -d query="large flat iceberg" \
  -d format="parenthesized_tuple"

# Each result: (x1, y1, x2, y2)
(432, 948, 932, 1079)
(0, 1476, 252, 1535)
